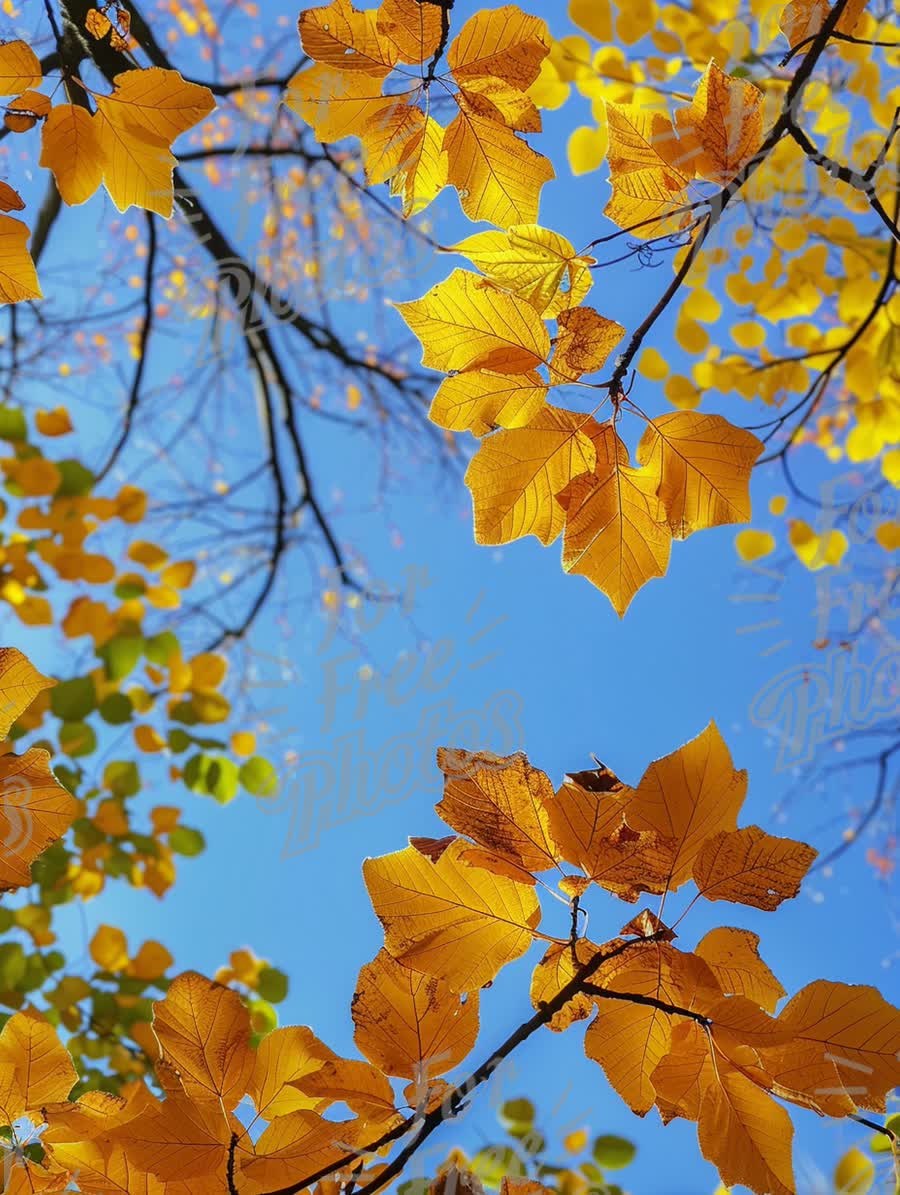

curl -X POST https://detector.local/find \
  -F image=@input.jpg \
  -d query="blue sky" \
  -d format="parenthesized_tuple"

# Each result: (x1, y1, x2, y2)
(7, 1, 900, 1191)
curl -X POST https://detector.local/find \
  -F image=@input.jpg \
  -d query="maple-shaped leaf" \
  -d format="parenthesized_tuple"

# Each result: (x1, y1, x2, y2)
(359, 102, 426, 186)
(603, 101, 692, 235)
(429, 370, 547, 436)
(151, 971, 254, 1108)
(0, 216, 42, 304)
(764, 981, 900, 1113)
(377, 0, 443, 64)
(240, 1110, 360, 1190)
(299, 0, 399, 76)
(530, 938, 618, 1032)
(39, 105, 105, 206)
(651, 1019, 714, 1124)
(247, 1025, 337, 1120)
(447, 7, 550, 91)
(621, 721, 747, 891)
(42, 1086, 153, 1145)
(694, 927, 786, 1013)
(693, 825, 817, 910)
(352, 948, 480, 1079)
(0, 646, 53, 737)
(94, 68, 215, 216)
(583, 942, 715, 1114)
(363, 837, 541, 992)
(285, 64, 409, 145)
(451, 225, 594, 317)
(108, 1094, 245, 1182)
(395, 269, 549, 374)
(435, 748, 560, 874)
(42, 1142, 163, 1195)
(674, 62, 764, 184)
(457, 76, 542, 134)
(698, 1067, 795, 1195)
(466, 405, 600, 546)
(0, 41, 42, 95)
(444, 105, 554, 227)
(557, 425, 672, 616)
(0, 748, 77, 892)
(0, 1011, 77, 1121)
(635, 412, 764, 540)
(549, 308, 625, 383)
(300, 1056, 401, 1132)
(389, 116, 448, 217)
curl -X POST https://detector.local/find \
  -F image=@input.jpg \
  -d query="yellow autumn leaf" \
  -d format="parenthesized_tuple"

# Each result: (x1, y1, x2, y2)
(377, 0, 443, 64)
(465, 404, 599, 546)
(0, 1011, 77, 1120)
(389, 115, 449, 216)
(352, 948, 480, 1078)
(40, 105, 106, 207)
(604, 101, 692, 235)
(0, 41, 42, 95)
(444, 105, 554, 227)
(447, 7, 550, 91)
(395, 269, 549, 374)
(0, 646, 53, 738)
(152, 971, 255, 1108)
(363, 837, 541, 992)
(429, 370, 547, 436)
(451, 224, 594, 317)
(674, 61, 763, 184)
(735, 528, 775, 561)
(90, 924, 129, 972)
(568, 124, 608, 176)
(623, 721, 747, 890)
(549, 307, 625, 382)
(0, 215, 41, 303)
(435, 748, 560, 873)
(694, 927, 786, 1013)
(0, 748, 78, 892)
(788, 519, 848, 569)
(247, 1025, 337, 1119)
(285, 64, 409, 145)
(635, 412, 764, 539)
(834, 1147, 876, 1195)
(299, 0, 398, 76)
(693, 826, 817, 910)
(698, 1067, 795, 1195)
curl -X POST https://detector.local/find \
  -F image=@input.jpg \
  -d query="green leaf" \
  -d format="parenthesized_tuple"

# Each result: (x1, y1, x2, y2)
(0, 943, 26, 989)
(205, 757, 239, 804)
(256, 966, 288, 1003)
(55, 459, 95, 497)
(0, 406, 26, 441)
(871, 1114, 900, 1153)
(470, 1146, 526, 1189)
(99, 635, 144, 682)
(168, 729, 192, 753)
(499, 1098, 536, 1136)
(99, 693, 133, 725)
(145, 631, 180, 666)
(103, 760, 140, 798)
(239, 756, 279, 798)
(59, 721, 97, 758)
(592, 1136, 635, 1171)
(51, 677, 97, 721)
(169, 827, 205, 857)
(115, 577, 146, 600)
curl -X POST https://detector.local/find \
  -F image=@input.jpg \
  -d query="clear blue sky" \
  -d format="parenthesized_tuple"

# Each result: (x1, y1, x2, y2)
(7, 1, 898, 1191)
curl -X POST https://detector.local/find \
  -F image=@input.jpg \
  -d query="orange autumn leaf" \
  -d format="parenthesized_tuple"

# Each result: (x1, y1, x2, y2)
(151, 971, 254, 1108)
(0, 748, 78, 892)
(694, 927, 786, 1013)
(352, 947, 480, 1079)
(674, 61, 764, 184)
(363, 836, 541, 992)
(39, 105, 105, 206)
(693, 825, 818, 910)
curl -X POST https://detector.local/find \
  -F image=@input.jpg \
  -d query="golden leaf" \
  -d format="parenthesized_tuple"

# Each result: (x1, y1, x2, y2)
(451, 225, 594, 317)
(39, 105, 105, 206)
(530, 938, 618, 1032)
(0, 748, 77, 892)
(675, 62, 764, 184)
(603, 101, 692, 235)
(466, 405, 599, 546)
(299, 0, 398, 76)
(240, 1111, 359, 1190)
(285, 64, 408, 144)
(549, 307, 625, 382)
(389, 116, 449, 216)
(635, 412, 764, 540)
(247, 1025, 337, 1119)
(0, 41, 42, 96)
(444, 106, 554, 227)
(363, 837, 541, 992)
(352, 948, 480, 1079)
(694, 927, 786, 1013)
(0, 1011, 77, 1120)
(0, 646, 52, 738)
(447, 7, 550, 91)
(395, 269, 550, 374)
(151, 971, 254, 1108)
(622, 721, 747, 890)
(0, 216, 41, 303)
(693, 826, 818, 910)
(377, 0, 443, 64)
(698, 1068, 795, 1195)
(429, 370, 547, 436)
(435, 748, 560, 873)
(557, 426, 672, 616)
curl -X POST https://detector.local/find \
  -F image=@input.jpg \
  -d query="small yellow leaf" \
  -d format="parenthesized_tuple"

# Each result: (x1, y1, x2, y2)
(735, 529, 775, 561)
